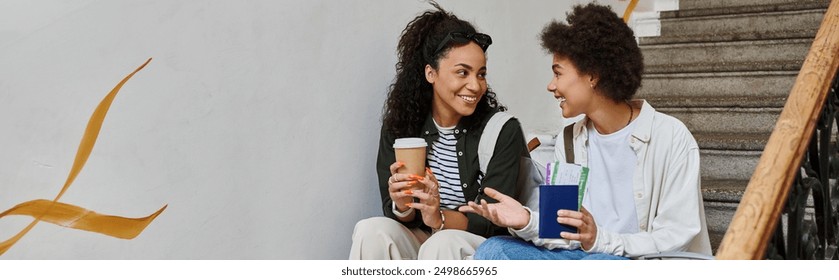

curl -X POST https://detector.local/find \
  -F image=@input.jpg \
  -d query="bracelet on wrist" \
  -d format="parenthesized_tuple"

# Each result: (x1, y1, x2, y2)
(437, 209, 446, 231)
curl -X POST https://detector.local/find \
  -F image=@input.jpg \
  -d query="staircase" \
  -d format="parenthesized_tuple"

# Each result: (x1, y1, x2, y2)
(636, 0, 832, 253)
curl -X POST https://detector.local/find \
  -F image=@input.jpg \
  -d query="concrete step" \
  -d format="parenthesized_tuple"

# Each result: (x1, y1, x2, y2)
(639, 9, 825, 45)
(702, 179, 748, 203)
(700, 179, 749, 253)
(660, 107, 781, 134)
(639, 71, 795, 107)
(678, 0, 830, 12)
(642, 38, 811, 74)
(668, 0, 830, 18)
(694, 132, 770, 151)
(645, 95, 787, 108)
(700, 149, 761, 181)
(640, 71, 796, 100)
(702, 179, 746, 253)
(705, 200, 738, 253)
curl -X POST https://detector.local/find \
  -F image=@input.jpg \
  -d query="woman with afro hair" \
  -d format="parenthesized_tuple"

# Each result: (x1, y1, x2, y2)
(349, 1, 530, 260)
(460, 3, 712, 260)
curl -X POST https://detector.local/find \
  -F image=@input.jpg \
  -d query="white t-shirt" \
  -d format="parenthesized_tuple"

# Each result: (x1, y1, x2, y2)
(583, 120, 640, 234)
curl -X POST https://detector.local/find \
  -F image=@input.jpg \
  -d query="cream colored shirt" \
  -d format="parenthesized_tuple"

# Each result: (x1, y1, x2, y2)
(511, 100, 712, 257)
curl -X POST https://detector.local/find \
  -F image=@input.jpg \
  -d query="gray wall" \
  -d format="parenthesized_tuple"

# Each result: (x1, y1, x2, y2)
(0, 0, 638, 259)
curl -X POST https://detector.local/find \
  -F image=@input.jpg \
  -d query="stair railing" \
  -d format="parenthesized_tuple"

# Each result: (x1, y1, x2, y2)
(716, 0, 839, 259)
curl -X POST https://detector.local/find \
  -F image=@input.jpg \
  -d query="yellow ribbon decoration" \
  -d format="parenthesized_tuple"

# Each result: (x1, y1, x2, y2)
(0, 58, 167, 255)
(1, 200, 167, 240)
(623, 0, 640, 23)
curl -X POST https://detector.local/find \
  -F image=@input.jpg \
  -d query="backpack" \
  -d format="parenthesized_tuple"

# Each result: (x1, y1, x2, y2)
(477, 112, 543, 208)
(478, 112, 575, 208)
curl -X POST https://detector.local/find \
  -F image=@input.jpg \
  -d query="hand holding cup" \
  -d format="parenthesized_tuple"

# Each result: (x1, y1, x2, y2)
(388, 162, 424, 211)
(390, 138, 428, 211)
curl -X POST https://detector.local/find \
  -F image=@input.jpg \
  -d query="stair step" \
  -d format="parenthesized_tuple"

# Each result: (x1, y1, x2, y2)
(702, 179, 749, 203)
(702, 178, 749, 253)
(700, 149, 761, 181)
(665, 0, 830, 18)
(639, 71, 796, 106)
(642, 38, 811, 73)
(640, 9, 825, 45)
(696, 133, 770, 151)
(645, 95, 787, 108)
(704, 200, 739, 253)
(678, 0, 829, 12)
(660, 107, 781, 134)
(695, 132, 770, 151)
(701, 179, 749, 253)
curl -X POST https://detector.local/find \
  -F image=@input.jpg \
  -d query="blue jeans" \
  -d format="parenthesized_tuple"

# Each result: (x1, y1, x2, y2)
(474, 236, 628, 260)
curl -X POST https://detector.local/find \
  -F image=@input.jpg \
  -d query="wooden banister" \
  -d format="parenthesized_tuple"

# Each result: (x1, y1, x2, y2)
(716, 0, 839, 259)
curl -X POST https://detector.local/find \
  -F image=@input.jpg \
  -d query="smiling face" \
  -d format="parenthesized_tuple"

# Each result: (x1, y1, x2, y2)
(425, 42, 487, 127)
(547, 54, 597, 118)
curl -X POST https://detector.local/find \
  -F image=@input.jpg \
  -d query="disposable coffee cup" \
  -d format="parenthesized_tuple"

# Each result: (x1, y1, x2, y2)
(393, 138, 428, 177)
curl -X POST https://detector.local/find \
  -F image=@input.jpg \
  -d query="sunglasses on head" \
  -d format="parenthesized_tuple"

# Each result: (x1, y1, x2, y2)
(433, 32, 493, 55)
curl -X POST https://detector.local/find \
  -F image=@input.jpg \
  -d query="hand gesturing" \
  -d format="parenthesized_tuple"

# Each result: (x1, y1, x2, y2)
(458, 187, 530, 230)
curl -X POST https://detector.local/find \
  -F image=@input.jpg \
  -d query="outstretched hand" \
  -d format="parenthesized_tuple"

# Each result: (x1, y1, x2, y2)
(458, 187, 530, 230)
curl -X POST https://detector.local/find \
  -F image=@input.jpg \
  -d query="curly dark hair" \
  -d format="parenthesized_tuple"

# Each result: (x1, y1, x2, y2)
(382, 1, 505, 138)
(540, 3, 643, 102)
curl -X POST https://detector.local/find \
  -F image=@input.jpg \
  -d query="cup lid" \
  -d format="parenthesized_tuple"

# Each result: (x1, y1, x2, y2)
(393, 137, 428, 149)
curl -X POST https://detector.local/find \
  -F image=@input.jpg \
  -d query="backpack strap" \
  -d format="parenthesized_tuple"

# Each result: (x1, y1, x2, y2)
(478, 112, 514, 175)
(563, 124, 575, 164)
(527, 137, 541, 152)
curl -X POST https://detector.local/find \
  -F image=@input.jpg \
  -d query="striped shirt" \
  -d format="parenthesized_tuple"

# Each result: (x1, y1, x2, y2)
(428, 123, 466, 209)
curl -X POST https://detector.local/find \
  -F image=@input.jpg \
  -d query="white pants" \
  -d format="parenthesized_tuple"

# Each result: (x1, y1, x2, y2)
(349, 217, 486, 260)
